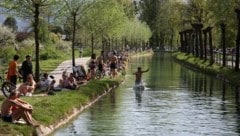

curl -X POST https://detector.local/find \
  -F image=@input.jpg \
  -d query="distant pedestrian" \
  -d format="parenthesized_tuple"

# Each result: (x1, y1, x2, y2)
(21, 55, 33, 82)
(7, 55, 21, 85)
(79, 47, 83, 58)
(97, 51, 105, 78)
(108, 52, 118, 79)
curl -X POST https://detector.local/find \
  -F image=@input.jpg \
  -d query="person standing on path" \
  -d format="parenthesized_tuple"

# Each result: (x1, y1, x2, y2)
(89, 53, 97, 79)
(7, 55, 21, 85)
(97, 51, 105, 78)
(21, 55, 33, 82)
(108, 52, 118, 79)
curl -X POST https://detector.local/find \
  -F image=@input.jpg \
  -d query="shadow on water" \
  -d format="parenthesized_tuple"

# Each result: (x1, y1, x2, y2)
(54, 52, 240, 136)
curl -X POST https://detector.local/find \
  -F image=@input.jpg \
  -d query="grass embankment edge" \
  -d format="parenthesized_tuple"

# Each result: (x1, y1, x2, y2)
(0, 76, 124, 136)
(172, 51, 240, 86)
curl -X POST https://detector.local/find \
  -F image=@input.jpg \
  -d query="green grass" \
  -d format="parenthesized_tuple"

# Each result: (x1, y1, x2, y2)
(172, 51, 240, 85)
(0, 76, 124, 136)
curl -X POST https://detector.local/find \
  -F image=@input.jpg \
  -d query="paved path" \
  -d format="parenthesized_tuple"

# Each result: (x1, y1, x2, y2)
(0, 57, 90, 96)
(49, 57, 90, 84)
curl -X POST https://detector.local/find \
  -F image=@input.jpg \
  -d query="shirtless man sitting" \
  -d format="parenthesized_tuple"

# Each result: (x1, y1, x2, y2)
(1, 90, 38, 127)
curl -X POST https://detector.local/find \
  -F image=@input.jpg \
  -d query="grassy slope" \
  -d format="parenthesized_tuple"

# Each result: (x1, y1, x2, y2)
(0, 50, 151, 135)
(0, 76, 123, 135)
(172, 51, 240, 85)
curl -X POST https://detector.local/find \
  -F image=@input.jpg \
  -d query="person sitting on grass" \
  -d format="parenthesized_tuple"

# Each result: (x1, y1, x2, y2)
(59, 71, 78, 90)
(1, 90, 38, 127)
(18, 74, 36, 96)
(37, 73, 58, 95)
(86, 68, 92, 81)
(67, 73, 79, 90)
(59, 71, 69, 88)
(73, 65, 88, 84)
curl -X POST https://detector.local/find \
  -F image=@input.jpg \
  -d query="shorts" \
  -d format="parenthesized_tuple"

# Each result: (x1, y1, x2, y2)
(135, 80, 142, 85)
(110, 63, 116, 69)
(2, 115, 12, 122)
(98, 64, 103, 71)
(10, 75, 17, 85)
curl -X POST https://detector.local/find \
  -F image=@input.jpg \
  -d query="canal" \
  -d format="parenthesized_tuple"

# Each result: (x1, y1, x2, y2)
(54, 52, 240, 136)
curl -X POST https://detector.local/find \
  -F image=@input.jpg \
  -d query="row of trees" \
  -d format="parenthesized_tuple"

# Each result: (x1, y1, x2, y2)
(0, 0, 152, 81)
(135, 0, 240, 51)
(4, 0, 240, 79)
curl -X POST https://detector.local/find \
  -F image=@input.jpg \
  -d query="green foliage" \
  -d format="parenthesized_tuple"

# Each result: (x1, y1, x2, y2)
(173, 52, 240, 85)
(0, 25, 15, 47)
(55, 41, 71, 51)
(81, 47, 98, 57)
(40, 43, 66, 60)
(0, 46, 16, 64)
(0, 76, 123, 136)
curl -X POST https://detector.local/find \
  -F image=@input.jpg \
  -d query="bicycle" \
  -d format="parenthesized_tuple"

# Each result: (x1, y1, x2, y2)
(95, 68, 106, 79)
(1, 81, 16, 97)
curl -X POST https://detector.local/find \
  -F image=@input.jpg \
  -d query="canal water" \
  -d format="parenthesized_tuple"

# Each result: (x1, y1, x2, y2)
(54, 52, 240, 136)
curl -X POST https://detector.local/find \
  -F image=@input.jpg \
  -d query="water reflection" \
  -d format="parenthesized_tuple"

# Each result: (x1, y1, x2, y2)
(54, 52, 240, 136)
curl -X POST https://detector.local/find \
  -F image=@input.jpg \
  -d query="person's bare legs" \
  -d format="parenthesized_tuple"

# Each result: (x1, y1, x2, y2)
(12, 108, 37, 126)
(112, 69, 117, 78)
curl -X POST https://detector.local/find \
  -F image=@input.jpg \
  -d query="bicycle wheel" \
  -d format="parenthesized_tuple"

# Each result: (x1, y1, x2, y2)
(1, 81, 16, 97)
(95, 69, 101, 79)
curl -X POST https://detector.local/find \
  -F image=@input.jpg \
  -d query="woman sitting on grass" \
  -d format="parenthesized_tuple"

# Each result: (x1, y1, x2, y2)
(37, 73, 59, 95)
(1, 90, 38, 127)
(18, 74, 36, 96)
(59, 71, 78, 90)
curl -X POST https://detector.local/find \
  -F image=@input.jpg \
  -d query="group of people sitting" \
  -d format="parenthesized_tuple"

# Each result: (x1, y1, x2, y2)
(0, 51, 130, 128)
(17, 70, 87, 96)
(13, 50, 129, 97)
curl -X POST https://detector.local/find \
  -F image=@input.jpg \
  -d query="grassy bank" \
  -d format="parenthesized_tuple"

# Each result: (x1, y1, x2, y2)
(0, 49, 151, 135)
(0, 76, 124, 135)
(172, 51, 240, 86)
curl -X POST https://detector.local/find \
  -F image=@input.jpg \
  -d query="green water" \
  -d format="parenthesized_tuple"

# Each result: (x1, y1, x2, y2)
(54, 52, 240, 136)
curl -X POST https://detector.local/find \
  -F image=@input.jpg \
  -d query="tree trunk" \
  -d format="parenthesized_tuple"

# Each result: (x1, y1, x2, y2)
(34, 4, 40, 82)
(199, 28, 203, 59)
(203, 30, 207, 61)
(221, 23, 226, 67)
(207, 27, 214, 64)
(91, 33, 94, 54)
(235, 9, 240, 71)
(72, 13, 76, 67)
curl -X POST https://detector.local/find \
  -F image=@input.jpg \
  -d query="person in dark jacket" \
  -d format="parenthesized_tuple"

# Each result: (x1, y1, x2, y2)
(21, 55, 33, 82)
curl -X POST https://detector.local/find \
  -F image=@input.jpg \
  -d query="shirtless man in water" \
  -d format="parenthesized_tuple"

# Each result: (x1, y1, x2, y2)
(133, 67, 149, 85)
(1, 90, 38, 126)
(109, 52, 118, 78)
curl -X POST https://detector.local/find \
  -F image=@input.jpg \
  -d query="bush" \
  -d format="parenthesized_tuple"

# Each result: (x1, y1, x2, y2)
(55, 41, 71, 51)
(40, 53, 48, 60)
(0, 26, 15, 46)
(0, 46, 16, 64)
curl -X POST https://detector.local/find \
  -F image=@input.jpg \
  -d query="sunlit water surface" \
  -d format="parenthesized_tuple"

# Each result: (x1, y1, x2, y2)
(54, 52, 240, 136)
